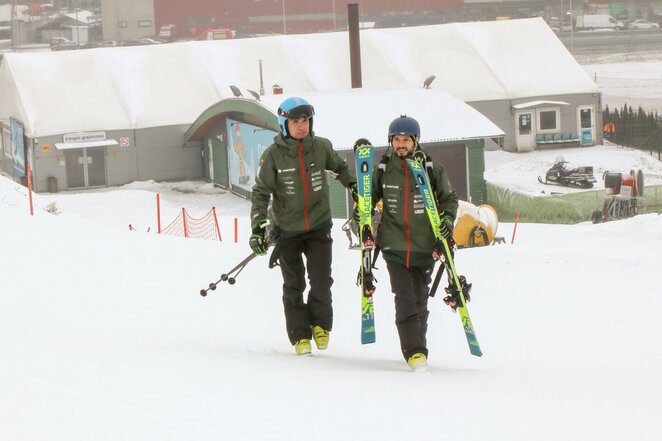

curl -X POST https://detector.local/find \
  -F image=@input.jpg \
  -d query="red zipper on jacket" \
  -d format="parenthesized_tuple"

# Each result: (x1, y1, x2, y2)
(401, 158, 411, 268)
(298, 140, 310, 231)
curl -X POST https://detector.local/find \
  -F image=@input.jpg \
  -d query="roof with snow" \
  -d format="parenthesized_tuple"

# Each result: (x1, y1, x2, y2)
(0, 17, 596, 138)
(188, 90, 505, 151)
(257, 90, 504, 149)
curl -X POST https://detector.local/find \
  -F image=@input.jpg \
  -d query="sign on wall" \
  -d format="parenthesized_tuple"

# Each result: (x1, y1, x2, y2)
(10, 118, 25, 178)
(226, 119, 276, 192)
(63, 131, 107, 143)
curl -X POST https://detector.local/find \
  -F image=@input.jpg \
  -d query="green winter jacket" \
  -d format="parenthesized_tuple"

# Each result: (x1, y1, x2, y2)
(373, 148, 459, 267)
(251, 132, 355, 238)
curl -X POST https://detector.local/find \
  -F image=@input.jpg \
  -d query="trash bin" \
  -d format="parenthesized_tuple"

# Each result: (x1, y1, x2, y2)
(47, 176, 58, 193)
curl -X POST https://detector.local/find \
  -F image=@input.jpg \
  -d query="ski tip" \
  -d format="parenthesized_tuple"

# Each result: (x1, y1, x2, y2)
(353, 138, 372, 149)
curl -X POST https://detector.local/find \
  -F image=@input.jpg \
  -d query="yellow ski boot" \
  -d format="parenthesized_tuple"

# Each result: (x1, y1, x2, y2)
(294, 339, 312, 355)
(312, 326, 330, 350)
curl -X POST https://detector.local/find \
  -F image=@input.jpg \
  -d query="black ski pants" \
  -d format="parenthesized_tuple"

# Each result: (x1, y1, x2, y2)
(385, 260, 434, 361)
(278, 226, 334, 344)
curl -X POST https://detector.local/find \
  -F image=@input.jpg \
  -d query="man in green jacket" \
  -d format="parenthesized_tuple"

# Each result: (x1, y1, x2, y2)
(250, 97, 357, 356)
(374, 115, 459, 371)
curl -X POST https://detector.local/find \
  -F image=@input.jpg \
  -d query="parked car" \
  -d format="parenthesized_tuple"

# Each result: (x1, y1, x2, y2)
(120, 37, 163, 47)
(158, 24, 178, 42)
(49, 36, 73, 48)
(575, 14, 624, 31)
(629, 19, 659, 30)
(50, 41, 79, 51)
(79, 41, 101, 49)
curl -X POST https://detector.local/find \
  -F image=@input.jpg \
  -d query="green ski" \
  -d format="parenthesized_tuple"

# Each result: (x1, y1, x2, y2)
(406, 152, 482, 357)
(354, 140, 376, 344)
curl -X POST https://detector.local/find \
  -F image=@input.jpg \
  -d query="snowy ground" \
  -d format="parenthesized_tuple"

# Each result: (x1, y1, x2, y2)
(580, 50, 662, 114)
(484, 143, 662, 196)
(1, 49, 662, 441)
(2, 170, 662, 441)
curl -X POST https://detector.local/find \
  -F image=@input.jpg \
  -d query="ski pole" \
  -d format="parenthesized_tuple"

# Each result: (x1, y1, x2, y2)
(199, 252, 258, 296)
(428, 262, 446, 297)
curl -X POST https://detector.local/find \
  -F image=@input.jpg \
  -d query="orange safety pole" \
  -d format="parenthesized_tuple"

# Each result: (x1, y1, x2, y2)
(234, 217, 238, 243)
(511, 212, 520, 245)
(182, 208, 188, 238)
(212, 207, 222, 241)
(27, 164, 34, 216)
(156, 193, 161, 233)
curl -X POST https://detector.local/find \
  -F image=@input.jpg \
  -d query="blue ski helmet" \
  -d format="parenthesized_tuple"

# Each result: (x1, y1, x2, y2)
(277, 97, 315, 137)
(388, 115, 420, 144)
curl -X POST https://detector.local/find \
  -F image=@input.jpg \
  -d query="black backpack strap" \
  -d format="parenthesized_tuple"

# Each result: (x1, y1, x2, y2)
(376, 149, 391, 195)
(418, 149, 435, 181)
(378, 148, 437, 195)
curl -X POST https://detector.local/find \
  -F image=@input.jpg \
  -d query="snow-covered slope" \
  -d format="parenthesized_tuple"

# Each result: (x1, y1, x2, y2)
(1, 174, 660, 441)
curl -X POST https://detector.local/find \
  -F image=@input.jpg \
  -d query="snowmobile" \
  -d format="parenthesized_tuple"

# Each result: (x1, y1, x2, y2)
(591, 169, 645, 223)
(537, 157, 597, 189)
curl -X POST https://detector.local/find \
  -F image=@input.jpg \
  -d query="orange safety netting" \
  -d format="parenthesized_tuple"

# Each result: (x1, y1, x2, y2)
(160, 208, 221, 241)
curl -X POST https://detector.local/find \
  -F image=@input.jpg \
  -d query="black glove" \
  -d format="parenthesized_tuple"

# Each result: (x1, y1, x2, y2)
(432, 238, 455, 261)
(439, 214, 454, 240)
(349, 182, 359, 203)
(249, 219, 270, 256)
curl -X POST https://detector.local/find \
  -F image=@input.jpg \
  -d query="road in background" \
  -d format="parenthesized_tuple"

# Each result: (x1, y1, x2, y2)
(559, 29, 662, 55)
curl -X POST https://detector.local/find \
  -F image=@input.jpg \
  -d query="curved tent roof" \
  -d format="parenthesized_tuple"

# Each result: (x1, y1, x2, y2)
(185, 90, 505, 151)
(0, 17, 596, 138)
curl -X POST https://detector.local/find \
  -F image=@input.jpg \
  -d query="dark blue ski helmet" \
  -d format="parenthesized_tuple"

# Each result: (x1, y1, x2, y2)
(388, 115, 420, 144)
(277, 97, 315, 137)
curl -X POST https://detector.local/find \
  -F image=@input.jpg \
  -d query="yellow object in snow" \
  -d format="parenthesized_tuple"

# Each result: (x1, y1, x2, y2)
(452, 201, 499, 248)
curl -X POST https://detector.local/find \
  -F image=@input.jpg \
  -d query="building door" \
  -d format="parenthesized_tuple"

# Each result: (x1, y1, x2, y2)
(65, 147, 107, 189)
(86, 147, 107, 187)
(65, 149, 86, 188)
(207, 139, 215, 181)
(211, 137, 229, 188)
(516, 111, 534, 151)
(578, 106, 595, 145)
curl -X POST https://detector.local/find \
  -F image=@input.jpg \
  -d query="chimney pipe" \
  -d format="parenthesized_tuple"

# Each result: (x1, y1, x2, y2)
(348, 3, 362, 88)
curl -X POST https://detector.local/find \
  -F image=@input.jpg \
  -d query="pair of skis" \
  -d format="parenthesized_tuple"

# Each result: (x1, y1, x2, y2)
(353, 143, 482, 356)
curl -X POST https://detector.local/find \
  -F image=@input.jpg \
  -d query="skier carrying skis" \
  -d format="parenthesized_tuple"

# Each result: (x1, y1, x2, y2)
(249, 96, 357, 356)
(373, 115, 459, 371)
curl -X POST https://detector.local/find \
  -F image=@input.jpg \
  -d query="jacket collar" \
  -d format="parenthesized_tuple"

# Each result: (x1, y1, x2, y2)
(275, 133, 314, 157)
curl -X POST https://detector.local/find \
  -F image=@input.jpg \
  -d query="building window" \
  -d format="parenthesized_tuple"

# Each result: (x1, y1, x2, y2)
(536, 107, 560, 133)
(118, 21, 127, 28)
(138, 20, 152, 28)
(580, 107, 593, 129)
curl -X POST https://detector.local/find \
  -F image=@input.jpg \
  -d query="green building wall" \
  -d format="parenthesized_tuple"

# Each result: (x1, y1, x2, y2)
(466, 139, 487, 205)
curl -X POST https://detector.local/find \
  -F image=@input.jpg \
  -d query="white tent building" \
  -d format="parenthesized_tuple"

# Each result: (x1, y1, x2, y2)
(0, 17, 595, 197)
